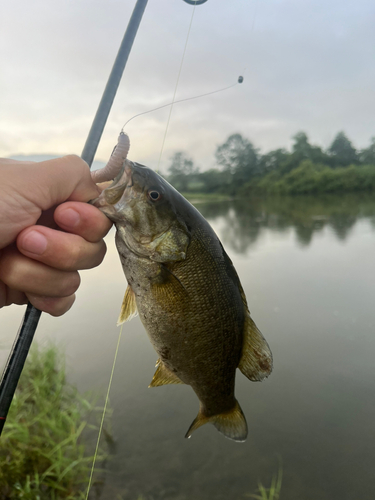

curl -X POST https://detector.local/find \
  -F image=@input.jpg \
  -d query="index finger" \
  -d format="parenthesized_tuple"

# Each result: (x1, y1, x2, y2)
(54, 201, 113, 242)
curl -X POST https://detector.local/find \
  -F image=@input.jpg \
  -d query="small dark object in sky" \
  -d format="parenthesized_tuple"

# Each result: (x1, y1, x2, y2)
(238, 76, 244, 83)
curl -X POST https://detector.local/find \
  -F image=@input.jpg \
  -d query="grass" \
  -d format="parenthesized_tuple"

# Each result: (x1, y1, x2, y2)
(181, 192, 233, 203)
(0, 344, 283, 500)
(247, 467, 282, 500)
(0, 343, 108, 499)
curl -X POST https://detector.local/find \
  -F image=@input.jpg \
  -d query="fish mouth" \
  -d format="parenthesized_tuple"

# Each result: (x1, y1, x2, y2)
(91, 160, 135, 217)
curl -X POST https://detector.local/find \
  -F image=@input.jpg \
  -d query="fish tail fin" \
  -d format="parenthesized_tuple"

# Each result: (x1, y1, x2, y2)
(185, 400, 248, 442)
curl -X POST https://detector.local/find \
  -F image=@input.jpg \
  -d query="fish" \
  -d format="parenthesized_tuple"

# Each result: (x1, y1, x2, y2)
(92, 148, 272, 442)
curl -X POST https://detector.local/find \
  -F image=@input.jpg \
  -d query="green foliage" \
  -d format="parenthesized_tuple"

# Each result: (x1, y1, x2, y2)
(279, 132, 331, 173)
(197, 168, 232, 194)
(359, 136, 375, 165)
(166, 131, 375, 197)
(252, 160, 375, 195)
(167, 152, 199, 192)
(258, 148, 289, 174)
(215, 133, 259, 193)
(247, 467, 282, 500)
(0, 344, 107, 499)
(329, 131, 358, 166)
(181, 192, 232, 203)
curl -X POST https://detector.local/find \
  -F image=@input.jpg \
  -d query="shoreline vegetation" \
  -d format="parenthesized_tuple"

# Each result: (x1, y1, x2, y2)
(166, 131, 375, 196)
(0, 343, 108, 499)
(0, 346, 282, 499)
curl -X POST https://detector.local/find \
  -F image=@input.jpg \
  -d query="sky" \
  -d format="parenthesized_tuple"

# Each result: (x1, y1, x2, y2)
(1, 0, 375, 172)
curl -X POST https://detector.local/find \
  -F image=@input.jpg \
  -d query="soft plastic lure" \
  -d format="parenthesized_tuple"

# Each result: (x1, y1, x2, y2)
(91, 132, 130, 183)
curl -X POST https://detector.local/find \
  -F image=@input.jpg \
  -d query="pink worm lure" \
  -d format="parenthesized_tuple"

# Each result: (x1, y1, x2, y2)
(91, 132, 130, 183)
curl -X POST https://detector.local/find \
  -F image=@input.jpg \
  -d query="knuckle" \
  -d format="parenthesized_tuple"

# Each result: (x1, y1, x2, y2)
(92, 241, 107, 267)
(49, 295, 76, 317)
(65, 154, 87, 170)
(59, 271, 81, 296)
(0, 250, 21, 288)
(63, 244, 83, 270)
(29, 294, 76, 317)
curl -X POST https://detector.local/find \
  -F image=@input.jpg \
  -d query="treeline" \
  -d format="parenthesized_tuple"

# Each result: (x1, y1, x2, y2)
(166, 132, 375, 195)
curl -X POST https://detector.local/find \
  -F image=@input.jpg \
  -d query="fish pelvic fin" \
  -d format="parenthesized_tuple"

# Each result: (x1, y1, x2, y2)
(185, 400, 248, 442)
(117, 285, 138, 326)
(149, 360, 185, 387)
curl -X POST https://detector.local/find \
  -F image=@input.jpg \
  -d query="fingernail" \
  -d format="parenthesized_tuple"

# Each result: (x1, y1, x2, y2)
(22, 231, 48, 255)
(60, 208, 80, 227)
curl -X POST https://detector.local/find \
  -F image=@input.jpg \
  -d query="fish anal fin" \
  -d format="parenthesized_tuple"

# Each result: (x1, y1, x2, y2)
(185, 400, 248, 442)
(149, 361, 184, 387)
(239, 313, 273, 382)
(117, 285, 138, 326)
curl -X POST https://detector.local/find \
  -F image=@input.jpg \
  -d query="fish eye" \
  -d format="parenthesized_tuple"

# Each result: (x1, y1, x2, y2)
(148, 190, 161, 201)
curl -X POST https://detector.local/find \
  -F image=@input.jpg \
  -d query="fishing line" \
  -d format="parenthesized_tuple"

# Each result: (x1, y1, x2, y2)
(156, 1, 197, 171)
(121, 80, 241, 130)
(85, 324, 124, 499)
(86, 1, 256, 495)
(85, 6, 199, 496)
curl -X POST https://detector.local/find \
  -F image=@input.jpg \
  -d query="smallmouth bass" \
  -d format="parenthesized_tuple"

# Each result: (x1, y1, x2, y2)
(93, 154, 272, 442)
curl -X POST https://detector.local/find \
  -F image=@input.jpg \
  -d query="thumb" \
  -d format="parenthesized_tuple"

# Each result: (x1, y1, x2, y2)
(0, 156, 100, 249)
(18, 155, 100, 210)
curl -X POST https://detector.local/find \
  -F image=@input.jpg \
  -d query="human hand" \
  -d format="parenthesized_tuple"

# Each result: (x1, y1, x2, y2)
(0, 156, 112, 316)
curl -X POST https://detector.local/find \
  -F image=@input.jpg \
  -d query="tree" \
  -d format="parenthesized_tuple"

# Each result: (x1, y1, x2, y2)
(280, 132, 330, 173)
(215, 134, 259, 192)
(359, 137, 375, 165)
(259, 148, 289, 174)
(198, 169, 231, 193)
(328, 131, 358, 167)
(167, 152, 199, 192)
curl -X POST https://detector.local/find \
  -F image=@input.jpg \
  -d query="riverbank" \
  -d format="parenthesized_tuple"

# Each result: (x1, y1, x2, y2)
(0, 343, 108, 499)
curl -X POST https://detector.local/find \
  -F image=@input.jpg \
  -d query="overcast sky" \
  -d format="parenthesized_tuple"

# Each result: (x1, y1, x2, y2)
(1, 0, 375, 172)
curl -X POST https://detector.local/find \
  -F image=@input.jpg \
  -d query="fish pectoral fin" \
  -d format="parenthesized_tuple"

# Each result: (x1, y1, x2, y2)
(185, 400, 248, 442)
(151, 265, 188, 307)
(149, 361, 185, 387)
(239, 313, 273, 381)
(117, 285, 138, 326)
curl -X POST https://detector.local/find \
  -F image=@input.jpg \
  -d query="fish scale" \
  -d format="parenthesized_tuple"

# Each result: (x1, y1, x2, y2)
(93, 160, 273, 441)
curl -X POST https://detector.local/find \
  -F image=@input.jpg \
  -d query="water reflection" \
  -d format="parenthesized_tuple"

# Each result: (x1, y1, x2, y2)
(197, 193, 375, 251)
(2, 192, 375, 500)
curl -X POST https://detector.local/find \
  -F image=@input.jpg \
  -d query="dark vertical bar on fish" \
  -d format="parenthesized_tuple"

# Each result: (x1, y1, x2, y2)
(0, 0, 149, 437)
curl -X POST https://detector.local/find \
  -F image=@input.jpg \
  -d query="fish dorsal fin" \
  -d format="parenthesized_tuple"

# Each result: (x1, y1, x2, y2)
(117, 285, 138, 326)
(185, 400, 248, 442)
(238, 286, 273, 381)
(149, 360, 185, 387)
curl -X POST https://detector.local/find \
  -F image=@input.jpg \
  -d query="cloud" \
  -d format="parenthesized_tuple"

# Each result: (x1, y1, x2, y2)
(1, 0, 375, 169)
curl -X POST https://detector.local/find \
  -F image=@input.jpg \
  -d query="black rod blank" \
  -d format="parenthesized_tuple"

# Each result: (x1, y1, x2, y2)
(0, 0, 149, 437)
(0, 304, 41, 434)
(81, 0, 149, 166)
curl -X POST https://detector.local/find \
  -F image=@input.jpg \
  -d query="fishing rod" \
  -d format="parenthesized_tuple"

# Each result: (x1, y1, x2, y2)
(0, 0, 149, 437)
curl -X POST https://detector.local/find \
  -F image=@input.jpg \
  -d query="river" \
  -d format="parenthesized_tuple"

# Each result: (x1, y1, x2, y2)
(1, 193, 375, 499)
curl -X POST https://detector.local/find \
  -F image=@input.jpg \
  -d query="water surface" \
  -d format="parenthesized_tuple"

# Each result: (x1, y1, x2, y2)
(1, 193, 375, 499)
